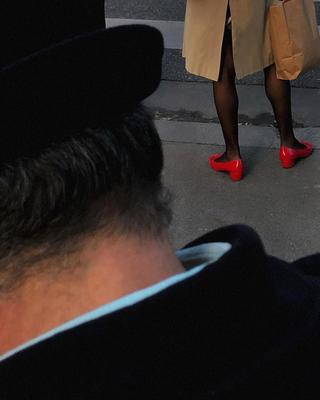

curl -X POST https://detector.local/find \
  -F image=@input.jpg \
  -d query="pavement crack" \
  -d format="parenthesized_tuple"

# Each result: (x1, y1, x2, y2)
(150, 107, 306, 128)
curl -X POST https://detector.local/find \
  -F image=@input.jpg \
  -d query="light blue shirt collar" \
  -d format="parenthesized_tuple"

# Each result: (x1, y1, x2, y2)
(0, 241, 231, 363)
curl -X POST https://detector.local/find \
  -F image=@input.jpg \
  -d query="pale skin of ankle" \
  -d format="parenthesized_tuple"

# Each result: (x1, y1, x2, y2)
(0, 232, 185, 355)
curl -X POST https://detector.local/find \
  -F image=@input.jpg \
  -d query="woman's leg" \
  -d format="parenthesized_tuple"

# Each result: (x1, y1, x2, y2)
(264, 64, 306, 149)
(212, 28, 241, 161)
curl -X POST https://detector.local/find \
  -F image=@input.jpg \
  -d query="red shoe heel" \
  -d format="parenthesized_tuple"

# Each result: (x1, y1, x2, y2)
(280, 141, 313, 169)
(209, 154, 244, 181)
(230, 169, 243, 181)
(280, 157, 295, 169)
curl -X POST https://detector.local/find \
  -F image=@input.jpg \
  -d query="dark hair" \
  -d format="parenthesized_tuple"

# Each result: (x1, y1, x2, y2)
(0, 105, 171, 290)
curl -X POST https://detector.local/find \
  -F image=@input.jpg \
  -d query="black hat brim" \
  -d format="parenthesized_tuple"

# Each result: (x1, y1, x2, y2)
(0, 25, 164, 163)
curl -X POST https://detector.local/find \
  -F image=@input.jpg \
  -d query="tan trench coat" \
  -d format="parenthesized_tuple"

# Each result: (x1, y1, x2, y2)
(183, 0, 274, 81)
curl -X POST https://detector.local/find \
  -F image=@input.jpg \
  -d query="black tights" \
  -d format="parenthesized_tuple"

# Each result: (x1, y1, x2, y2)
(212, 28, 304, 161)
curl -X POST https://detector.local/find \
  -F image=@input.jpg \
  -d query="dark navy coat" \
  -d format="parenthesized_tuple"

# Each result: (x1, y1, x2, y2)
(1, 225, 320, 399)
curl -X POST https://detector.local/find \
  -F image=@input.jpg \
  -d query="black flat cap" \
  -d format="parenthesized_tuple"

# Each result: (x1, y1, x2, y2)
(0, 1, 164, 164)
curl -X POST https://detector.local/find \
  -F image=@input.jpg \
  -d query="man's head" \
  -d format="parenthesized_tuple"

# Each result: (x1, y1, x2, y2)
(0, 2, 186, 357)
(0, 2, 167, 291)
(0, 105, 171, 291)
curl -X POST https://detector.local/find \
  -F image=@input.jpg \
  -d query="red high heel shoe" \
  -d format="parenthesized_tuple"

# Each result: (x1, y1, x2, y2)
(280, 141, 313, 168)
(209, 153, 244, 181)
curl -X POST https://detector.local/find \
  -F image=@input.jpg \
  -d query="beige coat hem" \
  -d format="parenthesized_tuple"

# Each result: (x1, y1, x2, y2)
(183, 55, 275, 82)
(183, 0, 274, 82)
(182, 55, 274, 82)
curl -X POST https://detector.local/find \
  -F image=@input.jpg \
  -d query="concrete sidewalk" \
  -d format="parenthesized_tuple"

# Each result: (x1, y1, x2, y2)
(145, 81, 320, 261)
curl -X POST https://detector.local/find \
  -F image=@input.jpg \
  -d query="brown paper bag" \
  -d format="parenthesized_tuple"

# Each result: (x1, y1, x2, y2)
(269, 0, 320, 80)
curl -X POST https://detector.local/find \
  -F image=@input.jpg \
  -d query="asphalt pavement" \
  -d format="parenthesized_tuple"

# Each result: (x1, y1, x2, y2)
(107, 1, 320, 261)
